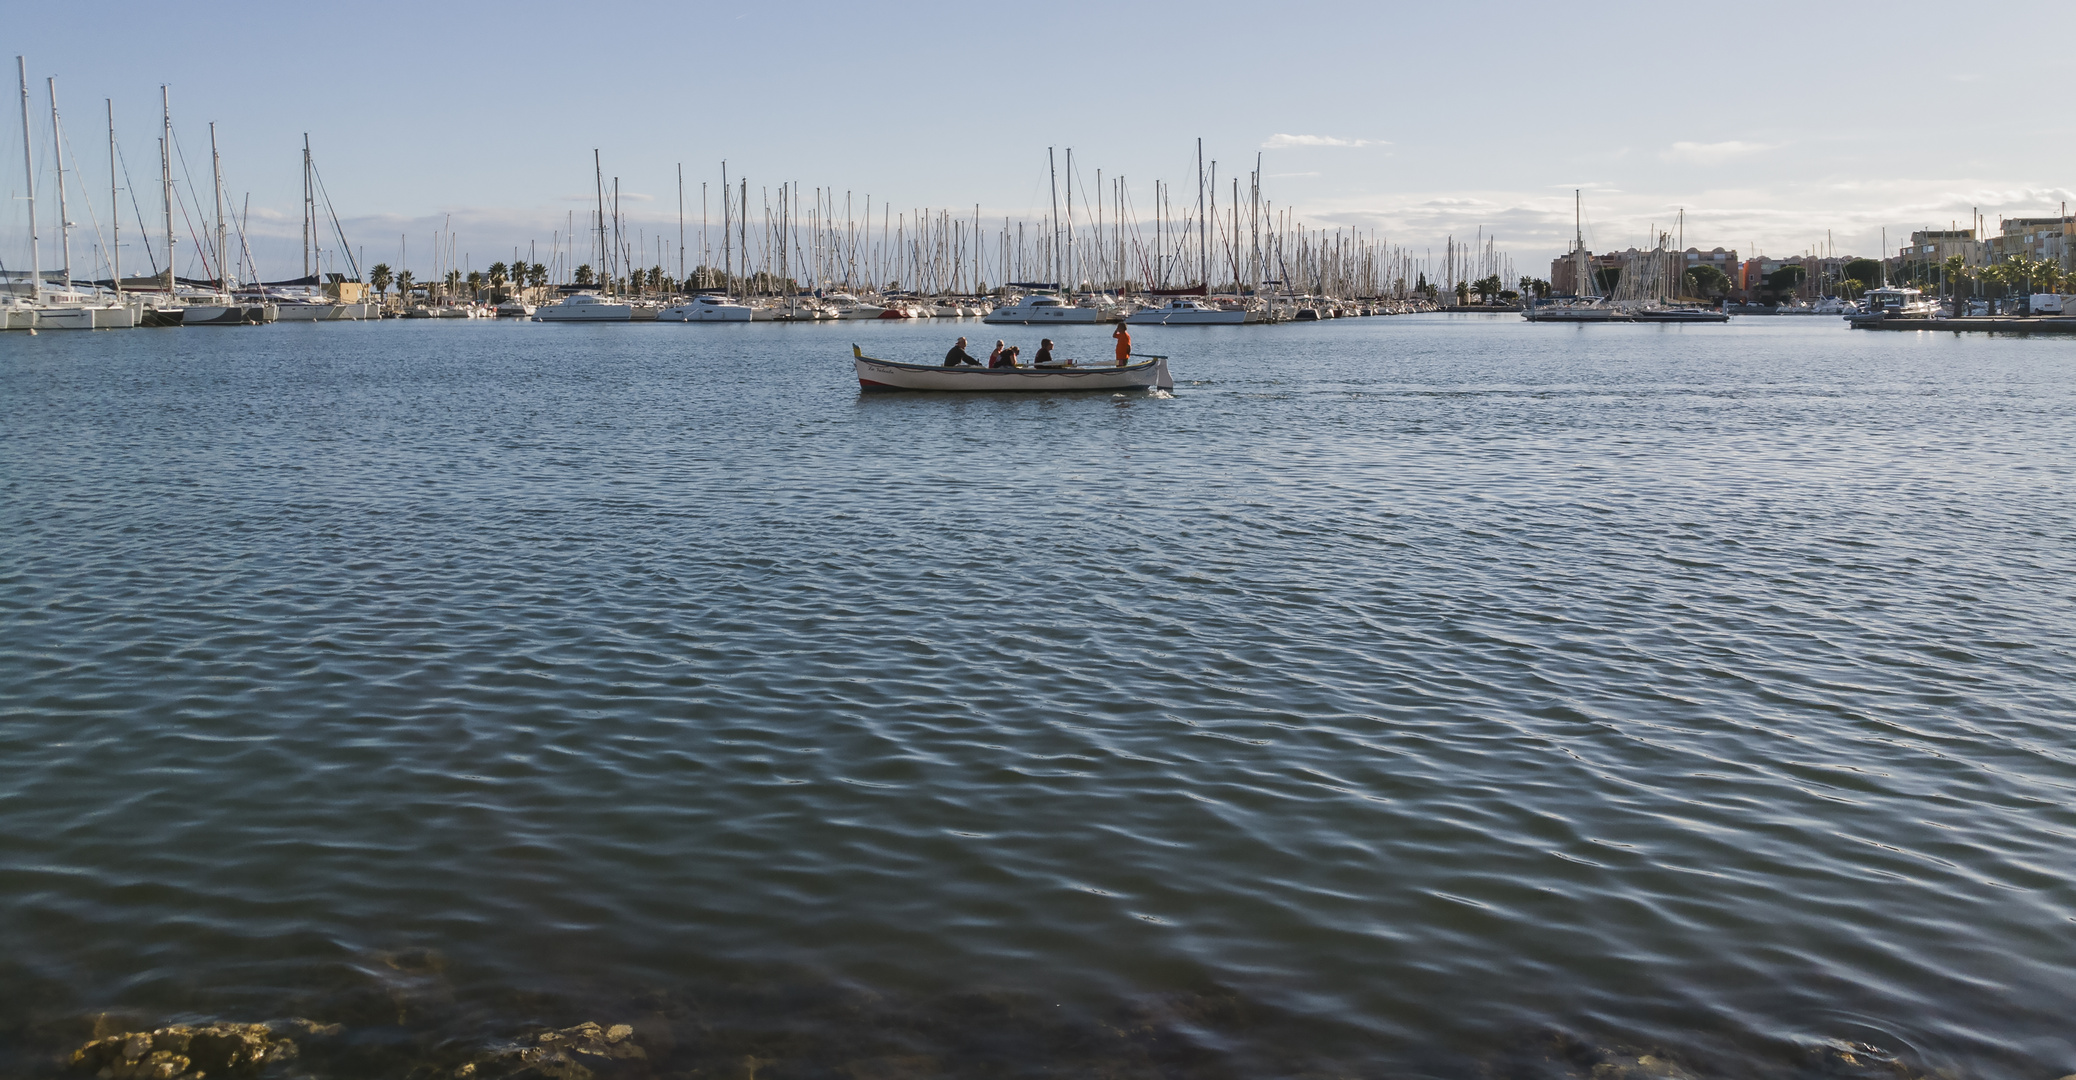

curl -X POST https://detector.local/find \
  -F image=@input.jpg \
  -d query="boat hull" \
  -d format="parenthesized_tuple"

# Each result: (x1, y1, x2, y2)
(535, 302, 632, 322)
(1125, 309, 1247, 325)
(36, 305, 136, 329)
(658, 305, 751, 322)
(983, 307, 1102, 324)
(1633, 310, 1729, 323)
(1522, 307, 1632, 323)
(182, 304, 263, 325)
(853, 347, 1171, 392)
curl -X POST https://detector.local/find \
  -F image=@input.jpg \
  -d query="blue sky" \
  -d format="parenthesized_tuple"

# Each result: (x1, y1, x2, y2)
(5, 0, 2072, 283)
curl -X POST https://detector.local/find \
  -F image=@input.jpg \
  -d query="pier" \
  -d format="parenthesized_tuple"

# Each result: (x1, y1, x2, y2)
(1850, 315, 2076, 334)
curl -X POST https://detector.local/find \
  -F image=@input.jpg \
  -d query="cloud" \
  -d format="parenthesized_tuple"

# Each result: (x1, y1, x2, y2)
(1262, 133, 1385, 149)
(1267, 171, 1320, 178)
(1662, 140, 1780, 164)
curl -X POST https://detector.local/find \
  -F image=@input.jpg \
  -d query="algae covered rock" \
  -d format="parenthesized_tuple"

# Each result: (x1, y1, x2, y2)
(71, 1022, 303, 1080)
(459, 1021, 649, 1080)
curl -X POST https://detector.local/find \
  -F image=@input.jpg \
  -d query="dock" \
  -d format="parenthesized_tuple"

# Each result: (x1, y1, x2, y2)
(1851, 316, 2076, 334)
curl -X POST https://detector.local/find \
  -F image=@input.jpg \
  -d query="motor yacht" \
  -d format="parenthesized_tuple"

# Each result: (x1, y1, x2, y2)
(658, 295, 752, 322)
(1859, 287, 1938, 319)
(1125, 298, 1247, 325)
(534, 293, 633, 322)
(983, 294, 1100, 324)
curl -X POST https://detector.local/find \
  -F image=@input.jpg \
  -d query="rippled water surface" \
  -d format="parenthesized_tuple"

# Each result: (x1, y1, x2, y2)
(3, 316, 2073, 1079)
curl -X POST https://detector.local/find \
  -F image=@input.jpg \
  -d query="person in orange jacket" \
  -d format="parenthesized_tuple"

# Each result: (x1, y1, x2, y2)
(1112, 322, 1132, 367)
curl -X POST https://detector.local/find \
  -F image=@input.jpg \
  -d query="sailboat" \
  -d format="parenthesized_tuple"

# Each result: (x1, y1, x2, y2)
(1524, 191, 1631, 323)
(181, 122, 264, 325)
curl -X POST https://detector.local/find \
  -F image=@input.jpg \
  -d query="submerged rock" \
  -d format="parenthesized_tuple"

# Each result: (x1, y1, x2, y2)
(70, 1022, 302, 1080)
(460, 1022, 648, 1080)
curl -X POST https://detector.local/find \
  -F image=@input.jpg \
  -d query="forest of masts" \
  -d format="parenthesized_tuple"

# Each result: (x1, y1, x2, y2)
(558, 144, 1517, 302)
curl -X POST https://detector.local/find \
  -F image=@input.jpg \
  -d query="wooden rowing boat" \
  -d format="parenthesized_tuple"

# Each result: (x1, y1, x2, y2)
(852, 345, 1173, 391)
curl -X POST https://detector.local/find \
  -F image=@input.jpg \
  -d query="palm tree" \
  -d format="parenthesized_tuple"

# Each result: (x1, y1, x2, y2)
(527, 263, 547, 290)
(395, 270, 415, 301)
(466, 270, 484, 297)
(488, 261, 508, 287)
(370, 263, 393, 298)
(445, 270, 462, 296)
(574, 264, 595, 287)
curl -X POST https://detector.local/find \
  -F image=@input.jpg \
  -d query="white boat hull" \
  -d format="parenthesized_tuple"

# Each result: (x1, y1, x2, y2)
(34, 305, 136, 329)
(535, 301, 632, 322)
(853, 346, 1171, 391)
(983, 306, 1101, 324)
(1126, 309, 1247, 325)
(658, 303, 752, 322)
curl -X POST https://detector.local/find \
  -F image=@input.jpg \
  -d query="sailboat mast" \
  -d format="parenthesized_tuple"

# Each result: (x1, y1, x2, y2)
(108, 99, 119, 300)
(161, 86, 173, 294)
(49, 78, 71, 292)
(1047, 147, 1060, 286)
(210, 123, 226, 294)
(1197, 138, 1206, 286)
(1064, 148, 1073, 290)
(593, 149, 607, 295)
(676, 163, 684, 283)
(17, 57, 38, 304)
(1574, 189, 1588, 298)
(302, 134, 313, 282)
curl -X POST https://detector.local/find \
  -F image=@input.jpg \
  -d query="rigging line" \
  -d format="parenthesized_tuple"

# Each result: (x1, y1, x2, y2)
(56, 122, 115, 283)
(1121, 179, 1154, 286)
(167, 126, 217, 281)
(308, 157, 358, 279)
(114, 141, 161, 276)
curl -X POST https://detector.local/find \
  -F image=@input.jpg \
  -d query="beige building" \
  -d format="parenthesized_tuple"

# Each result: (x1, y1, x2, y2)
(1988, 215, 2073, 267)
(1896, 228, 1982, 264)
(1550, 246, 1738, 297)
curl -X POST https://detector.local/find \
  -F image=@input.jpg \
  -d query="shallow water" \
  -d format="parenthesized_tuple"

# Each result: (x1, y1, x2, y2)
(2, 315, 2072, 1079)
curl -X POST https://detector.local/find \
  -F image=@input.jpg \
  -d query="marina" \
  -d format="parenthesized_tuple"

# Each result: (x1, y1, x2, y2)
(4, 14, 2075, 1080)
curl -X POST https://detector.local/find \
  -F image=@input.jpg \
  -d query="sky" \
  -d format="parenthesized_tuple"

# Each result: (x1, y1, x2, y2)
(4, 0, 2072, 285)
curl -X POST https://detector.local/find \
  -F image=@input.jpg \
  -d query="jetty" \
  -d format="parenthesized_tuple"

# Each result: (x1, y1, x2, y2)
(1850, 316, 2076, 334)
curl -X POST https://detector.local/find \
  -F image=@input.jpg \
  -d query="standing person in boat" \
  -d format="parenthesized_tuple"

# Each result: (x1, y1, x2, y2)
(942, 337, 980, 367)
(1112, 323, 1131, 367)
(1032, 338, 1073, 367)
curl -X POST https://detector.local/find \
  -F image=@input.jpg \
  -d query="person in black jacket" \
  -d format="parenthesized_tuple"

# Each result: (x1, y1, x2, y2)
(943, 337, 980, 366)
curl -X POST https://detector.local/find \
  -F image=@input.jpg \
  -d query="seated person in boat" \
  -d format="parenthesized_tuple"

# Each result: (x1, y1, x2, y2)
(942, 337, 980, 367)
(990, 343, 1020, 368)
(1031, 338, 1074, 367)
(987, 339, 1005, 367)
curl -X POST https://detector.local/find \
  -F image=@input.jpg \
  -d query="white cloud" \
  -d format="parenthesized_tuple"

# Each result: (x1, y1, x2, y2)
(1663, 140, 1780, 164)
(1262, 133, 1385, 149)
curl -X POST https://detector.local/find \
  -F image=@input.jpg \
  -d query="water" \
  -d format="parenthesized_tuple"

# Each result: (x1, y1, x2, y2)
(2, 316, 2072, 1080)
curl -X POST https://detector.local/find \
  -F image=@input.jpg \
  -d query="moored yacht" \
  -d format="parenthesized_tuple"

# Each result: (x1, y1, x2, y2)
(1125, 298, 1247, 325)
(534, 293, 633, 322)
(1858, 287, 1937, 318)
(982, 293, 1100, 324)
(658, 295, 752, 322)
